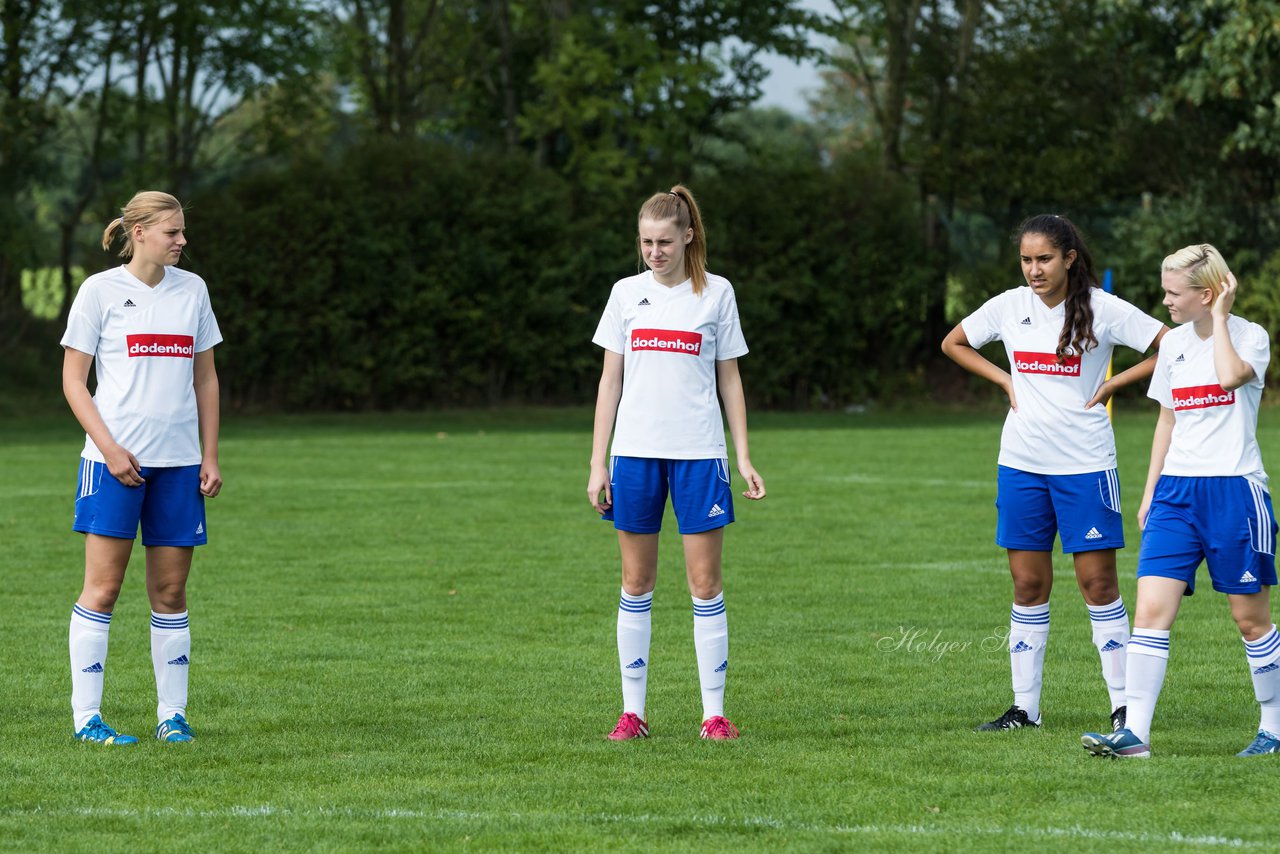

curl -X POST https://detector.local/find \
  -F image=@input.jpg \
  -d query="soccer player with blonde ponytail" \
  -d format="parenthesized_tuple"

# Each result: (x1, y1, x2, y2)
(61, 191, 222, 745)
(588, 184, 766, 741)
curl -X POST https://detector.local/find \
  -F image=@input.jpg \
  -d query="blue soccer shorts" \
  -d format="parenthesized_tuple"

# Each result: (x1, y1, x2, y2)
(996, 465, 1124, 553)
(603, 456, 734, 535)
(74, 458, 208, 547)
(1138, 475, 1277, 596)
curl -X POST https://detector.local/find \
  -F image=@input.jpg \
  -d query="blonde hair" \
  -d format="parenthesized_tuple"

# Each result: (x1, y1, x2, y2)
(1161, 243, 1231, 301)
(637, 184, 707, 296)
(101, 191, 184, 259)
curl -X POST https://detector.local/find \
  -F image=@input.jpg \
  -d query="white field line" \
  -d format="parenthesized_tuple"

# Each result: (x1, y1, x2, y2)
(0, 806, 1267, 847)
(813, 473, 992, 490)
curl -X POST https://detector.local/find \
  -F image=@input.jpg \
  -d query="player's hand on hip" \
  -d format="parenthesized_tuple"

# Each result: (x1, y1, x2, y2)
(200, 460, 222, 497)
(105, 446, 144, 487)
(1085, 377, 1115, 409)
(588, 463, 612, 514)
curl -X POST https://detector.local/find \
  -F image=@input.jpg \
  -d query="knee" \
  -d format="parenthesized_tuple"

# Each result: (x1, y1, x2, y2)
(1234, 613, 1273, 641)
(149, 580, 187, 612)
(688, 579, 723, 601)
(80, 581, 123, 613)
(1078, 575, 1120, 606)
(1012, 577, 1050, 606)
(621, 579, 655, 598)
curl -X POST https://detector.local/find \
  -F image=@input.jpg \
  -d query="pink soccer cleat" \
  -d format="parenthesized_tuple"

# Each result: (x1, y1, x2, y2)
(607, 712, 649, 741)
(699, 715, 740, 740)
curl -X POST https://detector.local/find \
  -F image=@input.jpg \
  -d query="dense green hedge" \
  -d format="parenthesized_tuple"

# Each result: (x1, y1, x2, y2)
(186, 139, 931, 410)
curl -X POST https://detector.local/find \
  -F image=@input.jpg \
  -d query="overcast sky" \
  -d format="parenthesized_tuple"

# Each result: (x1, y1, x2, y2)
(755, 0, 836, 113)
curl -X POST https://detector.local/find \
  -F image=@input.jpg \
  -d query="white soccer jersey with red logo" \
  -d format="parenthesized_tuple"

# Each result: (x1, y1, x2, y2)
(61, 265, 222, 466)
(1148, 315, 1269, 486)
(593, 271, 748, 459)
(962, 286, 1163, 474)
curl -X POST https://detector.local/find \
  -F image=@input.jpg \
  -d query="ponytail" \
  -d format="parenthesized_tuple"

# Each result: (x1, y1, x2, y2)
(637, 184, 708, 295)
(102, 191, 184, 259)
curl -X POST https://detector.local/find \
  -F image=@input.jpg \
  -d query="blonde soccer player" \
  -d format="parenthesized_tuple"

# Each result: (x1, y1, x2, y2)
(1083, 245, 1279, 758)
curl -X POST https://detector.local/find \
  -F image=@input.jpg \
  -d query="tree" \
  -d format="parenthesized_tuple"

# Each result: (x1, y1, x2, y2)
(0, 1, 94, 343)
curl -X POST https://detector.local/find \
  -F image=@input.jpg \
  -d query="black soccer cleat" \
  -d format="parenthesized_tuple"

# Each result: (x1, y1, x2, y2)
(1110, 705, 1127, 733)
(975, 705, 1041, 731)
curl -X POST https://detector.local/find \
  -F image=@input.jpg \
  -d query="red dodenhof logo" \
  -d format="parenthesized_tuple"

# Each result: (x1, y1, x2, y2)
(127, 334, 195, 358)
(1013, 350, 1081, 376)
(1172, 384, 1234, 410)
(631, 328, 702, 355)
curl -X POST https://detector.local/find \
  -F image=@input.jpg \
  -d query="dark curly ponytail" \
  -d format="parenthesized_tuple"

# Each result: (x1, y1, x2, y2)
(1015, 214, 1099, 361)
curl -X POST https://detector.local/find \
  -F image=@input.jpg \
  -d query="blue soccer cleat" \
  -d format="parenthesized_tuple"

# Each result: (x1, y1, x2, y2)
(156, 713, 195, 743)
(74, 714, 138, 746)
(1081, 727, 1150, 758)
(1237, 731, 1280, 757)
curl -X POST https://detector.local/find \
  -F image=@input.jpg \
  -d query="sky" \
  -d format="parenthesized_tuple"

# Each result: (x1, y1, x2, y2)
(755, 0, 837, 114)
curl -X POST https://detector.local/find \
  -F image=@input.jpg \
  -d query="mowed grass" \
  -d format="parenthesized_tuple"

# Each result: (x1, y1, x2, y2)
(2, 407, 1279, 852)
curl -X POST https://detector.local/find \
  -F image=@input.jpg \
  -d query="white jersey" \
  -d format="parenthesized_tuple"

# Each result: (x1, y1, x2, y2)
(593, 270, 748, 459)
(61, 264, 222, 467)
(1148, 315, 1269, 487)
(962, 286, 1163, 475)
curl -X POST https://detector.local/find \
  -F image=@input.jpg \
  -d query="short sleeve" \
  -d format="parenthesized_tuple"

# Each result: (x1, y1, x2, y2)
(195, 280, 223, 352)
(60, 279, 103, 356)
(1147, 348, 1174, 409)
(1101, 294, 1163, 353)
(960, 291, 1008, 349)
(1238, 320, 1270, 389)
(715, 284, 748, 360)
(592, 286, 626, 354)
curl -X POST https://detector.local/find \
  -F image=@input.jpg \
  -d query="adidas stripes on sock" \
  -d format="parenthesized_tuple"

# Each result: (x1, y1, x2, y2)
(1244, 624, 1280, 737)
(617, 590, 652, 718)
(1009, 603, 1049, 722)
(692, 592, 728, 720)
(1124, 629, 1171, 744)
(1088, 597, 1130, 711)
(151, 610, 191, 723)
(69, 604, 111, 731)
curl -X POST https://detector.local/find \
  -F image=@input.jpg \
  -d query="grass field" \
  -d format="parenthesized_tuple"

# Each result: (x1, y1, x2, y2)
(2, 406, 1279, 852)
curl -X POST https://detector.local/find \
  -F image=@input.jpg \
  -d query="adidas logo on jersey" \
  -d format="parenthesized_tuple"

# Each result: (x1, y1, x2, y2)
(707, 504, 725, 518)
(1240, 570, 1258, 584)
(1100, 639, 1124, 652)
(123, 299, 137, 307)
(81, 662, 103, 673)
(1011, 641, 1033, 653)
(637, 298, 651, 306)
(624, 657, 646, 669)
(1174, 354, 1185, 363)
(1253, 662, 1279, 675)
(1085, 527, 1103, 540)
(714, 660, 728, 673)
(196, 522, 204, 535)
(167, 655, 190, 666)
(1020, 316, 1032, 325)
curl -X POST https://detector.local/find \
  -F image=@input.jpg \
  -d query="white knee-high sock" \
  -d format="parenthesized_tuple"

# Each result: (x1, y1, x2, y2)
(1010, 603, 1049, 721)
(1244, 624, 1280, 737)
(617, 590, 652, 718)
(70, 604, 111, 731)
(1124, 629, 1171, 744)
(1088, 597, 1130, 711)
(151, 611, 190, 722)
(692, 593, 728, 720)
